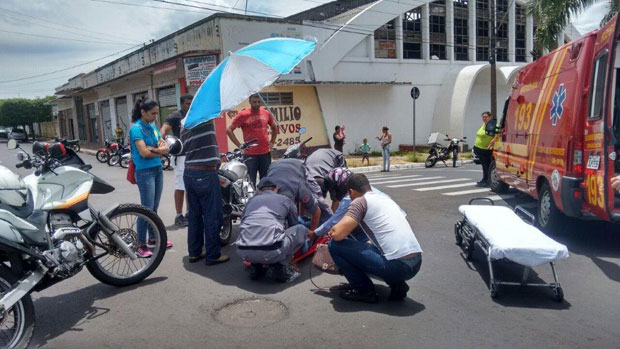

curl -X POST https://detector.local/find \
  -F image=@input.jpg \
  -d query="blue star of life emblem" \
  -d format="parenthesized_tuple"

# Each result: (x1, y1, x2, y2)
(550, 84, 566, 126)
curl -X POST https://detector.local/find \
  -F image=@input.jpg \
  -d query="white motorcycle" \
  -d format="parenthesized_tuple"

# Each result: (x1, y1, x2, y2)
(0, 139, 167, 348)
(218, 138, 257, 245)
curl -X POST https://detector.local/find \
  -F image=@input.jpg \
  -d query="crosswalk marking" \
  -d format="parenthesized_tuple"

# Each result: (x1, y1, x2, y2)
(387, 178, 470, 188)
(443, 188, 491, 196)
(487, 194, 517, 201)
(368, 175, 422, 183)
(371, 176, 442, 185)
(415, 182, 477, 191)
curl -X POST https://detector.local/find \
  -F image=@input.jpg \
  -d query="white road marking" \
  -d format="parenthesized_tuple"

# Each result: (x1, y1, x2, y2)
(486, 194, 517, 201)
(366, 174, 419, 180)
(415, 182, 478, 191)
(387, 178, 470, 188)
(371, 176, 442, 185)
(443, 188, 491, 196)
(368, 175, 422, 182)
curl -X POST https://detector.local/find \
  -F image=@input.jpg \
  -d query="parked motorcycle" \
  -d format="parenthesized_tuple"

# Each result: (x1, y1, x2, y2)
(160, 153, 171, 170)
(95, 139, 119, 163)
(54, 137, 80, 153)
(107, 143, 130, 167)
(0, 139, 167, 348)
(218, 138, 257, 245)
(425, 136, 467, 168)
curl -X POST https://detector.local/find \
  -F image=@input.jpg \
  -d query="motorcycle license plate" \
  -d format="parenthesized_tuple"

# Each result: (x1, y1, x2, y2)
(586, 155, 600, 170)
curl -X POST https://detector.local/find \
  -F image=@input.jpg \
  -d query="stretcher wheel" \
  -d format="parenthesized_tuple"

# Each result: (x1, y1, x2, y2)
(465, 241, 475, 260)
(455, 222, 463, 246)
(553, 287, 564, 302)
(490, 283, 499, 299)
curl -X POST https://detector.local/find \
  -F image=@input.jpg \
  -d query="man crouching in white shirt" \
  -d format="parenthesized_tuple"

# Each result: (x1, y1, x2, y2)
(328, 173, 422, 303)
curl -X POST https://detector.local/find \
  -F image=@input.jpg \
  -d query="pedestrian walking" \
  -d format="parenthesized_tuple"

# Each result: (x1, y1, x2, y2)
(473, 111, 497, 187)
(226, 94, 278, 186)
(182, 118, 229, 265)
(327, 174, 422, 303)
(333, 125, 345, 152)
(160, 93, 193, 227)
(377, 126, 392, 172)
(129, 99, 173, 258)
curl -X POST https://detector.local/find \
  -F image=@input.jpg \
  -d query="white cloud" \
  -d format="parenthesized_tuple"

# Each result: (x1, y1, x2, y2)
(571, 0, 610, 34)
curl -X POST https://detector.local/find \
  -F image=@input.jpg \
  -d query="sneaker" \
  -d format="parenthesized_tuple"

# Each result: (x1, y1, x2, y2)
(205, 255, 230, 266)
(388, 282, 410, 301)
(148, 239, 173, 248)
(339, 288, 378, 303)
(270, 264, 300, 283)
(136, 245, 153, 258)
(188, 251, 206, 263)
(174, 214, 188, 227)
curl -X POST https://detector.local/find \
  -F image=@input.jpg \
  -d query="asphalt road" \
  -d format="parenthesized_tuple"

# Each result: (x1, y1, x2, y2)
(1, 144, 619, 348)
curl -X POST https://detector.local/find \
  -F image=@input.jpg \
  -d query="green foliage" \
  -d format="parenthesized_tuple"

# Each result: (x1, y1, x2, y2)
(0, 98, 52, 128)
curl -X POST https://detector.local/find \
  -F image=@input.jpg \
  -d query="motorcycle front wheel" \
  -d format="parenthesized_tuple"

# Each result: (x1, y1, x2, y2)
(0, 266, 35, 349)
(72, 144, 81, 153)
(452, 149, 458, 167)
(220, 217, 233, 246)
(86, 204, 167, 286)
(425, 155, 438, 168)
(120, 156, 130, 168)
(107, 154, 120, 167)
(161, 155, 171, 170)
(96, 150, 109, 163)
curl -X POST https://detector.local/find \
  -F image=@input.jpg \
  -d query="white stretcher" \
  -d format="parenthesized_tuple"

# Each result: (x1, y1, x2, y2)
(455, 198, 569, 301)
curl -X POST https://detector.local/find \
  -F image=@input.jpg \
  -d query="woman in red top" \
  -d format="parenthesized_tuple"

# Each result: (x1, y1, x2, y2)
(226, 94, 278, 185)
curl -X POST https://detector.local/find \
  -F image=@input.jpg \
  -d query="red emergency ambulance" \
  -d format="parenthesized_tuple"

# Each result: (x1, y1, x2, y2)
(490, 15, 620, 232)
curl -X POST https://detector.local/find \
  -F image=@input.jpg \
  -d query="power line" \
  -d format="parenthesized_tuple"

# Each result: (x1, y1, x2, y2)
(89, 0, 208, 14)
(0, 29, 137, 45)
(0, 44, 143, 84)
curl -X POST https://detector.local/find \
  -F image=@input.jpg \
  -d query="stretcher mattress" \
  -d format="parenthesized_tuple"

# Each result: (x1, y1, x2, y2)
(458, 205, 569, 267)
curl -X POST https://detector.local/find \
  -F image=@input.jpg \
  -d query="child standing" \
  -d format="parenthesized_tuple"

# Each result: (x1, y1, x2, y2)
(360, 138, 371, 166)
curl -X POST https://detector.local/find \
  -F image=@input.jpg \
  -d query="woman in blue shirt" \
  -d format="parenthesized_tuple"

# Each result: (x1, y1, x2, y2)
(130, 99, 171, 257)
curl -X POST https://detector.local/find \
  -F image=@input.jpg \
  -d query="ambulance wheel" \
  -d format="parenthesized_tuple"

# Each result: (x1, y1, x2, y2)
(553, 286, 564, 302)
(537, 182, 562, 233)
(489, 161, 509, 193)
(465, 240, 475, 260)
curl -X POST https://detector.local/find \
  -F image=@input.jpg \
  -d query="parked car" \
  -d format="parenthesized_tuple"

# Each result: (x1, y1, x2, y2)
(10, 128, 28, 142)
(0, 129, 8, 142)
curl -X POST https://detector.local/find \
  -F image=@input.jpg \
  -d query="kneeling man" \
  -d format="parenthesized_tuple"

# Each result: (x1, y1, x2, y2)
(236, 178, 306, 283)
(328, 173, 422, 303)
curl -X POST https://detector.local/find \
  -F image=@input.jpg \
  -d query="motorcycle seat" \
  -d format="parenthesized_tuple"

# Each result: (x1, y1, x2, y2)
(218, 169, 238, 182)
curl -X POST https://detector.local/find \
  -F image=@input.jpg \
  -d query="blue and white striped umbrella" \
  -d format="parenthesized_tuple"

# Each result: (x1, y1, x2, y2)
(183, 38, 316, 129)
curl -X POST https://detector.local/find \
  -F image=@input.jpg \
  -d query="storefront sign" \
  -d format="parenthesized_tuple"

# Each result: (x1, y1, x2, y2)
(183, 55, 217, 86)
(154, 61, 177, 75)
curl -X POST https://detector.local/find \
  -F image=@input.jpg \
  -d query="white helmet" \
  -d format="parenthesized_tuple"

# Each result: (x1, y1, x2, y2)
(0, 165, 26, 207)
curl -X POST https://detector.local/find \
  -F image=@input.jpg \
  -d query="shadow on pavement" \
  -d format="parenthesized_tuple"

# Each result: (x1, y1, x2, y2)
(30, 276, 167, 347)
(312, 285, 425, 316)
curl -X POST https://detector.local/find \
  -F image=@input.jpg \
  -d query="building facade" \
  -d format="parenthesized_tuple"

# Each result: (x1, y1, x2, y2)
(54, 0, 579, 154)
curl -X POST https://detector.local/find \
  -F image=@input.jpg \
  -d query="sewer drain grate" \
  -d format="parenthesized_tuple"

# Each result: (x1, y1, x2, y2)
(213, 298, 288, 328)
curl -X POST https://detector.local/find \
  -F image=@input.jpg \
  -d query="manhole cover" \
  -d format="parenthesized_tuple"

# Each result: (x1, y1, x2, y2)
(213, 298, 288, 328)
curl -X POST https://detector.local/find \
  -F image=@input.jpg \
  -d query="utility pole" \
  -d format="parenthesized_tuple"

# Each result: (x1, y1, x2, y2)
(245, 0, 248, 15)
(489, 0, 497, 120)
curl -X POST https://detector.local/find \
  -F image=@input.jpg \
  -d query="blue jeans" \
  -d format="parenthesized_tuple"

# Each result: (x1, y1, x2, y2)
(328, 238, 422, 294)
(184, 169, 223, 260)
(382, 145, 391, 171)
(135, 166, 163, 244)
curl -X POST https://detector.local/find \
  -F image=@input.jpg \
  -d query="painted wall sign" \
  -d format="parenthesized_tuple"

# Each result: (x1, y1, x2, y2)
(183, 55, 217, 87)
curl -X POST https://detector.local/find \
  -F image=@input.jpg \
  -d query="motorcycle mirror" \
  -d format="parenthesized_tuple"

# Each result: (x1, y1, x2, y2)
(463, 136, 467, 139)
(7, 139, 18, 150)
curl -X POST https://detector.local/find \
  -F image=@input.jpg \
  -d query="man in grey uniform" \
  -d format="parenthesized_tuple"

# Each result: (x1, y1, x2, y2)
(236, 178, 306, 282)
(305, 148, 346, 212)
(266, 158, 323, 231)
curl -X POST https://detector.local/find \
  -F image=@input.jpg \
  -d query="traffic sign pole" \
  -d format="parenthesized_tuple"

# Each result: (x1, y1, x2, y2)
(411, 86, 420, 162)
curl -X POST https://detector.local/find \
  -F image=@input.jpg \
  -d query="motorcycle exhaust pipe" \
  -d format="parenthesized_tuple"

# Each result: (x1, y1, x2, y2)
(96, 210, 138, 260)
(0, 269, 46, 311)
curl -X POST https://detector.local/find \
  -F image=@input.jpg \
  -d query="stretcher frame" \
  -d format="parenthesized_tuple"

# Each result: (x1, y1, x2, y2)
(455, 198, 564, 301)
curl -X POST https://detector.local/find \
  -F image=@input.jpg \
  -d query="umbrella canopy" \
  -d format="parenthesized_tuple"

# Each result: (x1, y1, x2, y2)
(183, 38, 316, 129)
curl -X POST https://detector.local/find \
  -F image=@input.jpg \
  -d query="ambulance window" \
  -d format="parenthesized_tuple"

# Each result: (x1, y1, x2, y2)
(499, 97, 510, 129)
(589, 52, 609, 120)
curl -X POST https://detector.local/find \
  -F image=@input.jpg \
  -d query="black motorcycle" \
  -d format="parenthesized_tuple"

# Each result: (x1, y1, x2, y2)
(425, 136, 467, 168)
(107, 143, 130, 167)
(55, 137, 80, 153)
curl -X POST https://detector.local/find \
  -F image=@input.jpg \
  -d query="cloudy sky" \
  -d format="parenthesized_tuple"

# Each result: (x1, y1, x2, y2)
(0, 0, 610, 99)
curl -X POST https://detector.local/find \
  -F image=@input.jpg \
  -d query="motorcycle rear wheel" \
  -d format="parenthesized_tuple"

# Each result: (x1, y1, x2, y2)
(0, 266, 35, 349)
(161, 155, 171, 170)
(96, 150, 109, 163)
(425, 155, 438, 168)
(107, 154, 120, 166)
(73, 144, 80, 153)
(86, 204, 167, 286)
(120, 156, 130, 168)
(219, 217, 233, 246)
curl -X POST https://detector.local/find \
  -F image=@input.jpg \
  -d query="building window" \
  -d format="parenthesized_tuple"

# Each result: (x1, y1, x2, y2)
(429, 1, 447, 60)
(375, 19, 396, 59)
(262, 92, 294, 105)
(515, 4, 527, 62)
(403, 7, 422, 59)
(497, 22, 508, 39)
(477, 20, 489, 38)
(453, 0, 468, 8)
(431, 44, 447, 60)
(477, 46, 489, 61)
(497, 48, 508, 62)
(476, 0, 489, 12)
(454, 0, 469, 61)
(455, 46, 469, 61)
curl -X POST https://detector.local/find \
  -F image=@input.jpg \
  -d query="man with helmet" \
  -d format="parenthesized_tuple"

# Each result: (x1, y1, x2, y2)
(236, 178, 305, 282)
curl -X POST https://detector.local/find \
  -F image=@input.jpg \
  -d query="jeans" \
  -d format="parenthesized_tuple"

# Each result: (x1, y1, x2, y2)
(474, 146, 493, 182)
(244, 153, 271, 186)
(184, 169, 223, 260)
(328, 238, 422, 294)
(135, 166, 163, 244)
(382, 145, 391, 171)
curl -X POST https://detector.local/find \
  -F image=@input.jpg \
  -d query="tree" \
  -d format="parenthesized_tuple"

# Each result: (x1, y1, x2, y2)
(0, 98, 53, 140)
(528, 0, 619, 52)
